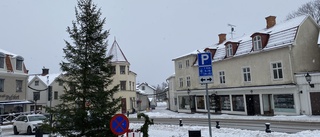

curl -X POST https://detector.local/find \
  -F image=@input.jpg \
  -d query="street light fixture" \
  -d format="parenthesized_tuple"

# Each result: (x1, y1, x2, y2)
(305, 72, 315, 88)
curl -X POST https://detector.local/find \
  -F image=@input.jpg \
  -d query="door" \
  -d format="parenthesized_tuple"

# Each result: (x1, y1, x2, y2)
(310, 92, 320, 115)
(246, 95, 260, 115)
(262, 94, 273, 116)
(121, 98, 127, 114)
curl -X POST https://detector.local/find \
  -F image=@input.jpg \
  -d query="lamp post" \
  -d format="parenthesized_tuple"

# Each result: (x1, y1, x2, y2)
(305, 73, 315, 88)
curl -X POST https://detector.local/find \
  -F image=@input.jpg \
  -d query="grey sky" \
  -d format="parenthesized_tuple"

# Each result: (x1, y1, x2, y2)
(0, 0, 310, 86)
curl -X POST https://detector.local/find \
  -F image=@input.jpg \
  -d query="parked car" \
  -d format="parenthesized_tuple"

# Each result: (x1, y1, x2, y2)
(12, 114, 47, 135)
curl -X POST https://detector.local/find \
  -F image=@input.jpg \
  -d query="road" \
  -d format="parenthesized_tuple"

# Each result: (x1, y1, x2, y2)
(129, 117, 320, 133)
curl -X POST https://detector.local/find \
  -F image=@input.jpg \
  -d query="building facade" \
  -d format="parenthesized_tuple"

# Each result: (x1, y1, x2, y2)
(136, 82, 157, 109)
(107, 39, 137, 114)
(170, 15, 320, 116)
(0, 49, 31, 114)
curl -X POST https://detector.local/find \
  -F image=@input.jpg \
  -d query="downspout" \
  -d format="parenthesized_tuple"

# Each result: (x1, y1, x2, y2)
(166, 79, 171, 110)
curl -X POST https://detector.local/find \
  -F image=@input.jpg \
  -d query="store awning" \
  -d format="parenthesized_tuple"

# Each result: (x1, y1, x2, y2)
(0, 100, 34, 105)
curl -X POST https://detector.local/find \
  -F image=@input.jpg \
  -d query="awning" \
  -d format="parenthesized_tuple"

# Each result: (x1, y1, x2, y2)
(0, 100, 34, 105)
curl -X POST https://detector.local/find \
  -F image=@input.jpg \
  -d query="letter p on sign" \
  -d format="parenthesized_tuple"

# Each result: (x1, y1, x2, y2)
(198, 52, 212, 66)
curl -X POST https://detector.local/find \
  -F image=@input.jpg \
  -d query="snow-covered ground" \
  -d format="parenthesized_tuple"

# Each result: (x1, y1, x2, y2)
(1, 102, 320, 137)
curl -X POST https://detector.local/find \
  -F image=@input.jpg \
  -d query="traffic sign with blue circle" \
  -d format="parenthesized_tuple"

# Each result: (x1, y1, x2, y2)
(110, 114, 129, 135)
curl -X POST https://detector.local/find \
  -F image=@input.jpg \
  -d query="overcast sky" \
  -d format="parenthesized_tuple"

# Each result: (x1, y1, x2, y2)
(0, 0, 310, 86)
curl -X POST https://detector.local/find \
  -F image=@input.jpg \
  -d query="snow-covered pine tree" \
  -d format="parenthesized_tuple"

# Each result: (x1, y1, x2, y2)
(45, 0, 121, 136)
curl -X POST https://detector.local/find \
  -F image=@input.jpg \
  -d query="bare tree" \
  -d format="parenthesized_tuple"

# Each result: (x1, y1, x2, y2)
(287, 0, 320, 24)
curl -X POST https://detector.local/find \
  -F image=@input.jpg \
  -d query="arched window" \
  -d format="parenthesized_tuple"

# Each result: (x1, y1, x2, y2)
(253, 35, 262, 50)
(16, 56, 24, 71)
(0, 52, 5, 69)
(226, 44, 233, 57)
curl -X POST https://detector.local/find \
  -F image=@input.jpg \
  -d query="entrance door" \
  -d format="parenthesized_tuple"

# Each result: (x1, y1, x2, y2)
(246, 95, 261, 115)
(310, 92, 320, 115)
(121, 98, 127, 114)
(262, 94, 273, 116)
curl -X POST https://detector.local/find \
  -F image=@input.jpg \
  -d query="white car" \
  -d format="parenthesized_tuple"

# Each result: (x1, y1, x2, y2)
(13, 114, 47, 135)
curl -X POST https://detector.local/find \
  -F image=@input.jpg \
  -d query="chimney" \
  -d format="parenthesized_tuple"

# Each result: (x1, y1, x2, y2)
(265, 16, 276, 29)
(218, 33, 226, 44)
(42, 67, 49, 76)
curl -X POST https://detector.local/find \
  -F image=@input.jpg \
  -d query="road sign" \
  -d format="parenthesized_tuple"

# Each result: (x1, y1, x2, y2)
(197, 52, 213, 84)
(110, 114, 129, 135)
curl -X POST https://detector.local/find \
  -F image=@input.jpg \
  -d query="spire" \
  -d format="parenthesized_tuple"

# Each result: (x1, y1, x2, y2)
(107, 38, 129, 63)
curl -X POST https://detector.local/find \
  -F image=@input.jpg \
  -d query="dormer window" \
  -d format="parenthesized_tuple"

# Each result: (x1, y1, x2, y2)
(226, 44, 233, 57)
(16, 56, 24, 71)
(253, 35, 262, 50)
(0, 53, 4, 69)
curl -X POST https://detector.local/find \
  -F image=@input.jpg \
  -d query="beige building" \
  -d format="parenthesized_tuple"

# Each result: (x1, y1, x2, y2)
(107, 39, 137, 114)
(0, 49, 30, 114)
(170, 15, 320, 116)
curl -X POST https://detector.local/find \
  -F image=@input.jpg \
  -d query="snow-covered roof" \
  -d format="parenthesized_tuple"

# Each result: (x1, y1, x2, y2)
(0, 48, 18, 57)
(29, 73, 62, 86)
(107, 39, 129, 63)
(172, 49, 202, 61)
(137, 82, 156, 91)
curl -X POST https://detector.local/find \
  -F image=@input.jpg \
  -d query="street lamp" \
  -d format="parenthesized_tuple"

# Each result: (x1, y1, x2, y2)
(305, 73, 315, 88)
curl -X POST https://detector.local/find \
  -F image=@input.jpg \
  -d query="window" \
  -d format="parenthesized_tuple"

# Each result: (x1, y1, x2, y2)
(179, 96, 190, 110)
(253, 35, 262, 51)
(219, 71, 225, 84)
(120, 81, 126, 90)
(54, 91, 58, 100)
(132, 82, 135, 90)
(120, 65, 126, 74)
(35, 81, 39, 86)
(0, 53, 4, 69)
(274, 94, 295, 112)
(58, 81, 63, 86)
(179, 78, 183, 87)
(242, 67, 251, 82)
(196, 96, 205, 109)
(186, 60, 190, 68)
(111, 66, 116, 74)
(16, 80, 23, 92)
(178, 62, 183, 69)
(33, 92, 40, 101)
(142, 86, 145, 90)
(226, 44, 233, 57)
(220, 95, 231, 110)
(0, 79, 4, 92)
(232, 95, 244, 111)
(129, 81, 132, 90)
(16, 56, 23, 71)
(186, 77, 191, 87)
(272, 62, 283, 79)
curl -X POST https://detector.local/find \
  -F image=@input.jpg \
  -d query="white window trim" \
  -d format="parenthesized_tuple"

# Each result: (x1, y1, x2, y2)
(242, 66, 251, 82)
(226, 44, 233, 57)
(219, 70, 226, 84)
(179, 77, 184, 88)
(253, 35, 262, 51)
(178, 62, 183, 69)
(186, 76, 191, 87)
(186, 60, 190, 68)
(271, 61, 284, 80)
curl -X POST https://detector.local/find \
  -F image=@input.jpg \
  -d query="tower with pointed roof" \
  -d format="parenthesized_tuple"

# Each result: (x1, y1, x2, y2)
(107, 39, 137, 114)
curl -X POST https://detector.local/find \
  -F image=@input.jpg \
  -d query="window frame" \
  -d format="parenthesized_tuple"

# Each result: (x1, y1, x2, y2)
(16, 56, 24, 71)
(178, 62, 183, 69)
(0, 79, 4, 92)
(253, 35, 262, 51)
(0, 53, 4, 69)
(35, 81, 39, 86)
(54, 91, 58, 100)
(219, 71, 225, 84)
(16, 80, 23, 92)
(179, 78, 183, 88)
(226, 44, 233, 57)
(120, 81, 126, 90)
(120, 65, 126, 74)
(271, 62, 283, 80)
(186, 76, 191, 87)
(242, 67, 251, 82)
(186, 60, 190, 68)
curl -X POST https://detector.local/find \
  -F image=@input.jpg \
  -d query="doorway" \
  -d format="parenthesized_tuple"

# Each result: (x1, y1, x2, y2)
(310, 92, 320, 115)
(121, 98, 127, 114)
(246, 95, 261, 115)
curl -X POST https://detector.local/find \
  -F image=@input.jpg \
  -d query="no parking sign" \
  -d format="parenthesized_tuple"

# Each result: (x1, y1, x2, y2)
(110, 114, 129, 135)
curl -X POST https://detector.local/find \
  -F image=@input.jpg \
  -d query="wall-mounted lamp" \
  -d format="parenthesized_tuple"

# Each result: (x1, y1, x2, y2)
(250, 90, 253, 94)
(305, 73, 315, 88)
(187, 88, 191, 95)
(299, 91, 303, 94)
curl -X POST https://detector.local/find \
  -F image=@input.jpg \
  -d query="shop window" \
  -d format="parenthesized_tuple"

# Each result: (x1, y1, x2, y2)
(179, 96, 190, 110)
(220, 95, 231, 110)
(196, 96, 205, 109)
(232, 95, 244, 111)
(274, 94, 295, 113)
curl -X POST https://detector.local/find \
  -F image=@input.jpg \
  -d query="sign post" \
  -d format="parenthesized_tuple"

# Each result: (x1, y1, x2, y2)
(110, 114, 129, 136)
(197, 52, 213, 137)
